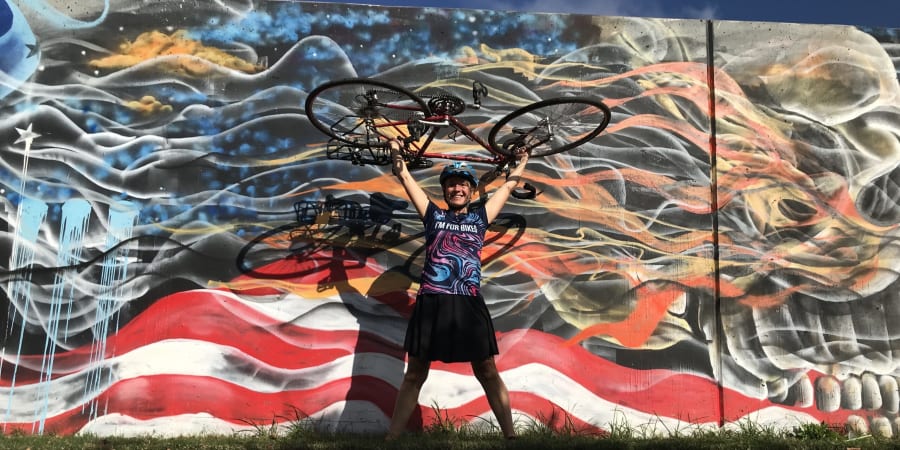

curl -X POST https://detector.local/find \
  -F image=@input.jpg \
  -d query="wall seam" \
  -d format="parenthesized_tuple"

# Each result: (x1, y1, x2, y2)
(704, 18, 726, 428)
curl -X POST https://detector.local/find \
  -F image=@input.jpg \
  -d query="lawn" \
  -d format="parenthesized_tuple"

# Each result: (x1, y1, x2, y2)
(0, 419, 892, 450)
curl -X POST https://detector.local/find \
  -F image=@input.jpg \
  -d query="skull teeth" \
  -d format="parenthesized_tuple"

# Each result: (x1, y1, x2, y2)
(811, 372, 900, 437)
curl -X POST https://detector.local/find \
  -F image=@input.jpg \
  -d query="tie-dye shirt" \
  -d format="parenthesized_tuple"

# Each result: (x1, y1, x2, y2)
(418, 201, 488, 296)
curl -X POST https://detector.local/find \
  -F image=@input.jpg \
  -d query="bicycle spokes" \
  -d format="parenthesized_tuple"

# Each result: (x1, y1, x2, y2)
(488, 97, 611, 157)
(506, 120, 552, 151)
(306, 79, 430, 148)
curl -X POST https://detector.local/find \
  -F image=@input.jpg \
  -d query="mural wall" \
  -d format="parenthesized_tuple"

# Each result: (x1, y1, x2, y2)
(1, 0, 899, 437)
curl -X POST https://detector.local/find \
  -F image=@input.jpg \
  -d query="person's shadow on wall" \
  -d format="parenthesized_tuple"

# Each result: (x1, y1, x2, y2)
(327, 241, 426, 433)
(317, 193, 426, 433)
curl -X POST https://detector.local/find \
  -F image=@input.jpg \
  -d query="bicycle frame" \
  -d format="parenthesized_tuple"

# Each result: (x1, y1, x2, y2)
(307, 78, 610, 171)
(365, 101, 517, 169)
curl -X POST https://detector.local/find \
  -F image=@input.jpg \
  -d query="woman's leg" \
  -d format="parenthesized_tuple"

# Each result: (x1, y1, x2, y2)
(471, 357, 515, 438)
(386, 356, 431, 439)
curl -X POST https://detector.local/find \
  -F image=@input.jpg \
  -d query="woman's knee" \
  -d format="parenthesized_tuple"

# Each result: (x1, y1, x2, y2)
(471, 359, 500, 384)
(403, 369, 428, 387)
(402, 359, 431, 387)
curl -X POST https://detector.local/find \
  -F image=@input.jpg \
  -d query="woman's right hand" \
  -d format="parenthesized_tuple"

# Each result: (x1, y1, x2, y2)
(389, 139, 404, 176)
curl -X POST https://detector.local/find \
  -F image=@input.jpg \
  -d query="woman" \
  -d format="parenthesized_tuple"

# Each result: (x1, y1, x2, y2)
(385, 138, 529, 440)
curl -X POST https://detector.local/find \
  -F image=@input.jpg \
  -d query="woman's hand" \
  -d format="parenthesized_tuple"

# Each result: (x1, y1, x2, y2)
(389, 139, 404, 177)
(513, 147, 530, 166)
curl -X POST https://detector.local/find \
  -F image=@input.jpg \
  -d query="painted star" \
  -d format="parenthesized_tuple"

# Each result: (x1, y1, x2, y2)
(14, 124, 41, 145)
(26, 43, 39, 58)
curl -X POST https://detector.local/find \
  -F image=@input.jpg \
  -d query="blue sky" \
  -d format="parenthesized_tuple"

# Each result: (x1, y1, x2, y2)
(312, 0, 900, 28)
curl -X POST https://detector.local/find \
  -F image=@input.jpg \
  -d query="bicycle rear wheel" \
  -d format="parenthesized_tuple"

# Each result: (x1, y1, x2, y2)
(488, 97, 611, 157)
(305, 78, 429, 148)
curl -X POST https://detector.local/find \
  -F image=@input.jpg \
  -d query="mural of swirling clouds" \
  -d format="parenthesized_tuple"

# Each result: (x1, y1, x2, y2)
(310, 0, 900, 28)
(2, 0, 900, 439)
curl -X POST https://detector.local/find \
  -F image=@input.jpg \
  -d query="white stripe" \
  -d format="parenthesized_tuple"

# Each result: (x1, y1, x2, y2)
(4, 289, 811, 434)
(78, 412, 248, 437)
(10, 334, 817, 435)
(2, 341, 405, 418)
(1, 289, 407, 374)
(75, 404, 824, 438)
(726, 406, 819, 429)
(5, 338, 728, 434)
(421, 363, 725, 433)
(77, 401, 391, 437)
(198, 288, 408, 343)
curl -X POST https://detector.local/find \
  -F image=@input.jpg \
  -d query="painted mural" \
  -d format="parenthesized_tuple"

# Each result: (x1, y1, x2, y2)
(1, 0, 899, 438)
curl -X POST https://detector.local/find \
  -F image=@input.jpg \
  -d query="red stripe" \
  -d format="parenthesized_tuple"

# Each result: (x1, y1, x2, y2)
(4, 289, 852, 426)
(2, 254, 859, 432)
(2, 372, 857, 436)
(2, 289, 403, 383)
(3, 375, 395, 435)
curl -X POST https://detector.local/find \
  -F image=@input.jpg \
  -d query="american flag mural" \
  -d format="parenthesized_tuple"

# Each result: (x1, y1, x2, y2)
(2, 0, 900, 437)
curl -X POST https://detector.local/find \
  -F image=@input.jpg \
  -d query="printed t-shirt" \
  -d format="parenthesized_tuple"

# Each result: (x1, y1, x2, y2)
(418, 201, 488, 296)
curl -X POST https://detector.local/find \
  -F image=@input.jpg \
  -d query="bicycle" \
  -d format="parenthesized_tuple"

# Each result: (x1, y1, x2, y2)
(237, 79, 603, 278)
(303, 78, 612, 186)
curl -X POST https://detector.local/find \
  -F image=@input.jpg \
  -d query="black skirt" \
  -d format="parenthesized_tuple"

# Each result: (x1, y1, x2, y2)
(404, 293, 499, 363)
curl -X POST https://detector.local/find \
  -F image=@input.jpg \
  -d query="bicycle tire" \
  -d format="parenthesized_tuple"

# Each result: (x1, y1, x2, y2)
(236, 222, 336, 279)
(488, 97, 611, 157)
(305, 78, 430, 148)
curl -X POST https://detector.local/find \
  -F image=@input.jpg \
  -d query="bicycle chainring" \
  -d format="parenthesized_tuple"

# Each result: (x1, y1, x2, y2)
(427, 94, 466, 116)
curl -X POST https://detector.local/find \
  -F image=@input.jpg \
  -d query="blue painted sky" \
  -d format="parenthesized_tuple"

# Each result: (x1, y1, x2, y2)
(312, 0, 900, 28)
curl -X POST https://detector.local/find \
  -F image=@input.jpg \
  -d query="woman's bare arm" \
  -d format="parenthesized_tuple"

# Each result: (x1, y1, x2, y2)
(389, 139, 430, 219)
(483, 150, 529, 223)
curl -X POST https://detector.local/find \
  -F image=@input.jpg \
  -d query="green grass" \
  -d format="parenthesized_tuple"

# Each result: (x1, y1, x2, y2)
(0, 428, 894, 450)
(2, 412, 897, 450)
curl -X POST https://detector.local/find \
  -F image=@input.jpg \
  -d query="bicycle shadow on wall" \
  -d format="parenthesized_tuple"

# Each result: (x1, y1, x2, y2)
(235, 192, 411, 280)
(235, 192, 414, 431)
(235, 194, 531, 431)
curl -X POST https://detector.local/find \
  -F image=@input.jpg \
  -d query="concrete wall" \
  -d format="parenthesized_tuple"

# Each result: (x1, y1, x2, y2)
(1, 0, 899, 437)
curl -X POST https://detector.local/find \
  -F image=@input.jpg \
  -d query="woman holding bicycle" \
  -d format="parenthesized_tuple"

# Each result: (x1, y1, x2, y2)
(385, 138, 528, 440)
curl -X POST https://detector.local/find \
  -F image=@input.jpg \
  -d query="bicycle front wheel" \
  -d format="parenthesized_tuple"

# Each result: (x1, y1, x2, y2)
(488, 98, 611, 157)
(305, 78, 429, 148)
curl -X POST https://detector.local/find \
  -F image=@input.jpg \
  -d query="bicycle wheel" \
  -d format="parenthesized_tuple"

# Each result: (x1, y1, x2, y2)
(236, 222, 334, 280)
(488, 97, 611, 157)
(305, 78, 430, 148)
